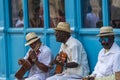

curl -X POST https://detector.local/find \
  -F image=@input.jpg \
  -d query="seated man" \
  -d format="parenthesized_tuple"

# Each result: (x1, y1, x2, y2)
(47, 22, 90, 80)
(15, 32, 52, 80)
(91, 26, 120, 78)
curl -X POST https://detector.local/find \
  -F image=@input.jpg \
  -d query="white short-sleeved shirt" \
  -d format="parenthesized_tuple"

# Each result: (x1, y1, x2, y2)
(59, 36, 90, 77)
(92, 43, 120, 78)
(24, 44, 52, 80)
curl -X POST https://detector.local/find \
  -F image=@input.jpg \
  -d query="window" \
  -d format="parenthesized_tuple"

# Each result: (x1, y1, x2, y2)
(83, 0, 102, 28)
(11, 0, 24, 28)
(110, 0, 120, 28)
(49, 0, 65, 28)
(28, 0, 44, 28)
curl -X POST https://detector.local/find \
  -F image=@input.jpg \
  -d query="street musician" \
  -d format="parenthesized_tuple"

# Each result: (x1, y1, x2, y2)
(15, 32, 52, 80)
(47, 22, 90, 80)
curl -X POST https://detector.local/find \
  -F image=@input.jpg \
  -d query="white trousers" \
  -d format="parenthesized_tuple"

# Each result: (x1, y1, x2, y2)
(25, 75, 40, 80)
(46, 73, 82, 80)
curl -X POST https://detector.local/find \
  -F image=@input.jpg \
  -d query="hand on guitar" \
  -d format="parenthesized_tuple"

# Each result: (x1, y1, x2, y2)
(56, 54, 61, 63)
(54, 52, 67, 74)
(83, 75, 95, 80)
(29, 50, 38, 63)
(56, 52, 67, 65)
(18, 58, 26, 65)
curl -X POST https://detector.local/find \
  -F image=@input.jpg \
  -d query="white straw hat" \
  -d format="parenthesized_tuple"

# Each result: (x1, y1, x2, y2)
(54, 22, 71, 33)
(97, 26, 114, 36)
(25, 32, 40, 46)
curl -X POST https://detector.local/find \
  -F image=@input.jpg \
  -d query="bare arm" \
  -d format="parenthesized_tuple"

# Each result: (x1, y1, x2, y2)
(34, 60, 49, 72)
(66, 62, 78, 68)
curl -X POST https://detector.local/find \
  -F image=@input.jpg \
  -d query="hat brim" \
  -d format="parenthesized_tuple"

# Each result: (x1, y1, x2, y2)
(96, 33, 114, 36)
(54, 28, 71, 33)
(25, 37, 40, 46)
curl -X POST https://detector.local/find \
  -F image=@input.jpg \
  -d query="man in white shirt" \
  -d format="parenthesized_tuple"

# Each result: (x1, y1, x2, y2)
(47, 22, 90, 80)
(91, 26, 120, 78)
(15, 32, 52, 80)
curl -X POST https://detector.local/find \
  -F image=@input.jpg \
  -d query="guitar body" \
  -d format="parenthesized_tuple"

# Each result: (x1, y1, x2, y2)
(15, 43, 40, 79)
(15, 51, 36, 79)
(55, 51, 67, 74)
(15, 59, 32, 79)
(55, 64, 63, 74)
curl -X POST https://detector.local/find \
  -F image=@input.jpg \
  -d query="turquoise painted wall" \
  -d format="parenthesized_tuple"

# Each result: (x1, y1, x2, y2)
(0, 0, 120, 79)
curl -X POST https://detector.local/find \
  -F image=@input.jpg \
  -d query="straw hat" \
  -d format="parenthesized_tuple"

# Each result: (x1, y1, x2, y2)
(25, 32, 40, 46)
(97, 26, 114, 36)
(54, 22, 71, 33)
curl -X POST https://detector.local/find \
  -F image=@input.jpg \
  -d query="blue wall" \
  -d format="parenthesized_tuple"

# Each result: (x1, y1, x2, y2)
(0, 0, 120, 79)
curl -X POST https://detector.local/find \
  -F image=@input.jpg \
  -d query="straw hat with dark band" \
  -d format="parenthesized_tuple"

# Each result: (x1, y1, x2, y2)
(97, 26, 114, 36)
(54, 22, 72, 33)
(25, 32, 40, 46)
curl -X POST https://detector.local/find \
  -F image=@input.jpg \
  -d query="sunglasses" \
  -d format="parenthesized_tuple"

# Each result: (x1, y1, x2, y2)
(99, 37, 109, 43)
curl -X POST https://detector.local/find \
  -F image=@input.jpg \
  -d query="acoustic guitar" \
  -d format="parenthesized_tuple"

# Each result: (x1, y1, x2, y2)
(52, 51, 67, 74)
(15, 43, 40, 79)
(82, 76, 95, 80)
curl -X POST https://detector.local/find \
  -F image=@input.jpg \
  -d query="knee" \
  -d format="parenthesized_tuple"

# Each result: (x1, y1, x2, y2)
(46, 77, 50, 80)
(46, 76, 53, 80)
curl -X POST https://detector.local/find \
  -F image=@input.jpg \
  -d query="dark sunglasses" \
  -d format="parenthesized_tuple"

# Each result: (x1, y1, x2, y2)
(99, 37, 109, 43)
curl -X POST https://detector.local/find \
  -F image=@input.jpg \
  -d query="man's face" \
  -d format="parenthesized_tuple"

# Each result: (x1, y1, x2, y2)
(55, 30, 65, 42)
(99, 35, 114, 49)
(30, 40, 39, 49)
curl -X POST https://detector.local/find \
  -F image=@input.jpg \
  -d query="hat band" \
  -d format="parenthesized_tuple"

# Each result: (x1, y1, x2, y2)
(100, 32, 113, 34)
(27, 36, 38, 43)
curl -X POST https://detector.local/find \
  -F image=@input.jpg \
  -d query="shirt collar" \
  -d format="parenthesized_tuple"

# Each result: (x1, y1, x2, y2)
(64, 36, 72, 47)
(39, 43, 43, 52)
(103, 42, 117, 55)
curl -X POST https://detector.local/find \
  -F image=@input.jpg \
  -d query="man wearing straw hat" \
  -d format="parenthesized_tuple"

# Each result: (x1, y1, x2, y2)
(18, 32, 52, 80)
(47, 22, 89, 80)
(90, 26, 120, 78)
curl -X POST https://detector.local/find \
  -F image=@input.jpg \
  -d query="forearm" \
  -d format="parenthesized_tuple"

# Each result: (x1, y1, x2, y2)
(35, 60, 49, 72)
(66, 62, 78, 68)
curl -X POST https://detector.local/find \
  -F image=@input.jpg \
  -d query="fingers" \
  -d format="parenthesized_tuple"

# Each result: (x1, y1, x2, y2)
(29, 51, 38, 62)
(29, 51, 37, 59)
(56, 56, 61, 61)
(18, 59, 25, 65)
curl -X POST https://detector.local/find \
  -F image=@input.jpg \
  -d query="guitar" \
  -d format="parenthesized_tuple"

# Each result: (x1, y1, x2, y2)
(15, 43, 40, 79)
(52, 51, 67, 74)
(82, 76, 95, 80)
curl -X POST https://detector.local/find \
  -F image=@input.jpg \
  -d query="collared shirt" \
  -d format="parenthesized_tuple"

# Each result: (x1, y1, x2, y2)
(24, 44, 52, 80)
(92, 42, 120, 78)
(59, 36, 90, 77)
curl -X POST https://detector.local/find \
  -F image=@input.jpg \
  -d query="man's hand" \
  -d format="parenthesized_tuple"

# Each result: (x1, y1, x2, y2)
(29, 50, 38, 62)
(56, 54, 61, 61)
(83, 75, 95, 80)
(18, 58, 25, 65)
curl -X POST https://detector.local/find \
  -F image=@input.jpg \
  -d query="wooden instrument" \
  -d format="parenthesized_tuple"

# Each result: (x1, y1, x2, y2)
(115, 71, 120, 80)
(54, 51, 67, 74)
(14, 58, 32, 79)
(15, 43, 40, 79)
(82, 76, 95, 80)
